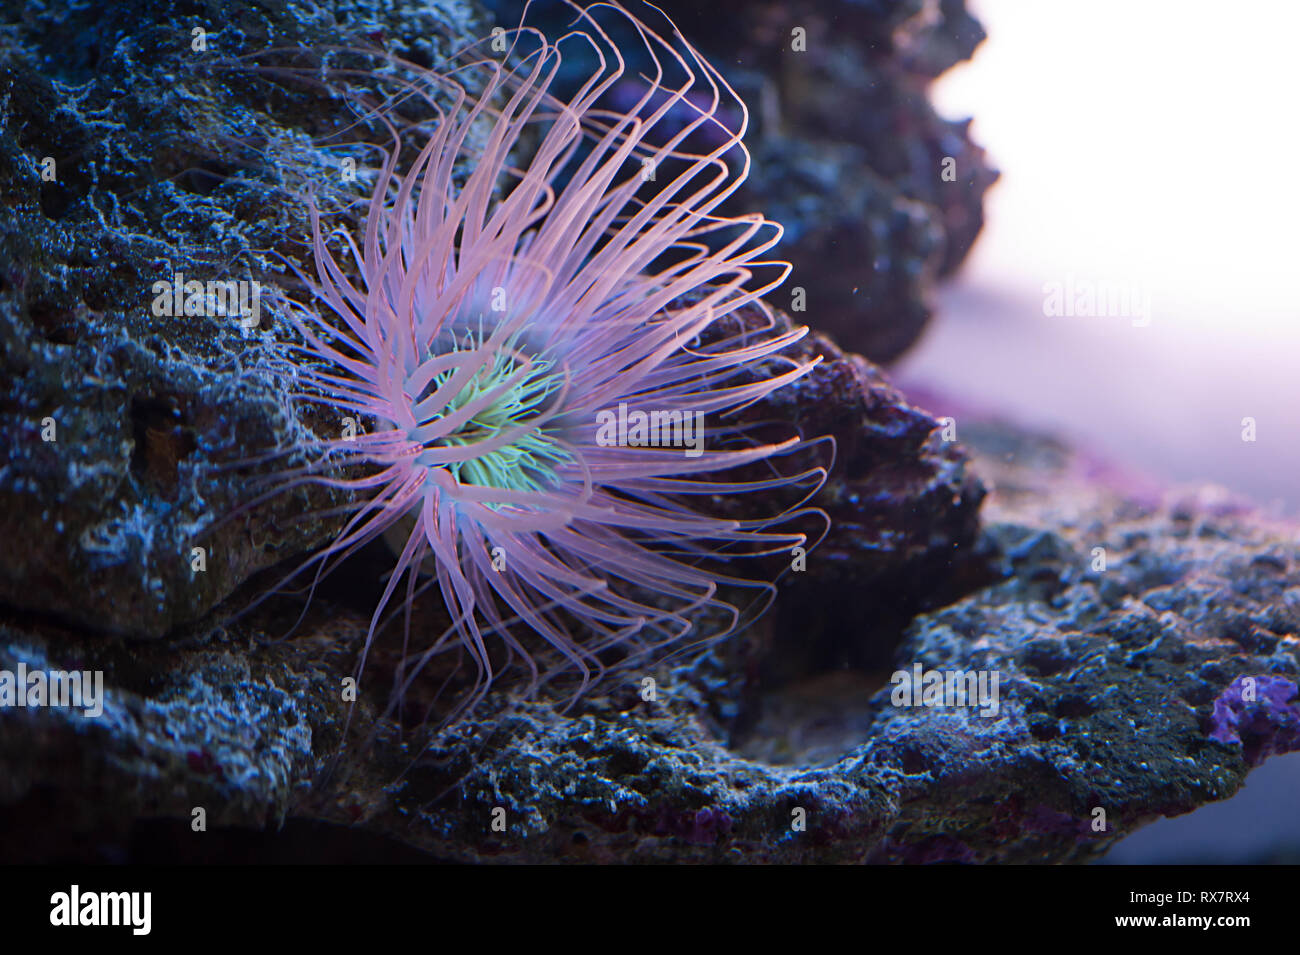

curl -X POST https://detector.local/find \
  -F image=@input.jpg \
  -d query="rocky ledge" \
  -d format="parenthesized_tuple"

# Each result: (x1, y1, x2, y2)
(3, 405, 1298, 863)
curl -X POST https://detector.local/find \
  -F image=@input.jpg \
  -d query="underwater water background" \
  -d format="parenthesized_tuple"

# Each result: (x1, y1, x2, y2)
(902, 0, 1300, 863)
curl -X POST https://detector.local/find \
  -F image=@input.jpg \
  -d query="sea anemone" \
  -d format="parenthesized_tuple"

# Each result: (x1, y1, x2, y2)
(249, 1, 824, 722)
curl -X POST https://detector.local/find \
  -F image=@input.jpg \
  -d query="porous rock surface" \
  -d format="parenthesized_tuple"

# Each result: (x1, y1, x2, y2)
(0, 0, 495, 637)
(4, 412, 1299, 863)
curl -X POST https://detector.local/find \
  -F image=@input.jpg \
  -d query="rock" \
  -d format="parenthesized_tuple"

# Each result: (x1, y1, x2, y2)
(483, 0, 999, 363)
(6, 404, 1300, 863)
(341, 420, 1300, 863)
(703, 303, 989, 682)
(0, 284, 989, 860)
(0, 0, 489, 638)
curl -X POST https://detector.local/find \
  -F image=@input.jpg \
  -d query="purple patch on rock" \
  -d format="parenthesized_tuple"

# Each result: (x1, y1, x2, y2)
(651, 806, 733, 846)
(1208, 675, 1300, 766)
(1024, 805, 1096, 843)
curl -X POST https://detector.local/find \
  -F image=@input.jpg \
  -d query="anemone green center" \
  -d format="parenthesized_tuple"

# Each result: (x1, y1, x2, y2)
(424, 331, 570, 496)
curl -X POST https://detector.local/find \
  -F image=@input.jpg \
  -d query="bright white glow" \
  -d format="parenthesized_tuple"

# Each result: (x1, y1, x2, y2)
(933, 0, 1300, 335)
(897, 0, 1300, 513)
